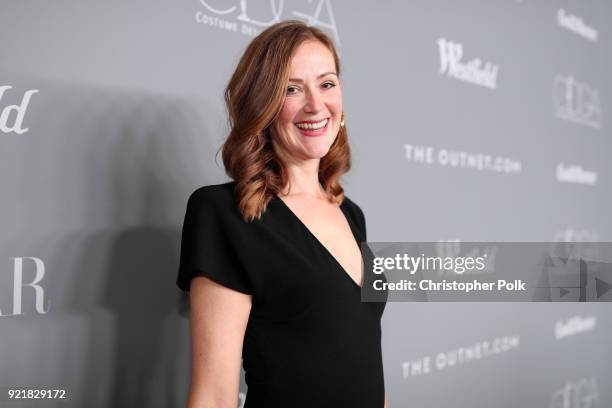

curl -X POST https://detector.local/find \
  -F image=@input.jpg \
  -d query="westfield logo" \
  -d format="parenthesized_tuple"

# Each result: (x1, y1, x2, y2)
(437, 38, 499, 89)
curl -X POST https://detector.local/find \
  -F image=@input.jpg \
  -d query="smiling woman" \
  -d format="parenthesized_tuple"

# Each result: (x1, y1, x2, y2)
(220, 24, 349, 221)
(177, 20, 388, 408)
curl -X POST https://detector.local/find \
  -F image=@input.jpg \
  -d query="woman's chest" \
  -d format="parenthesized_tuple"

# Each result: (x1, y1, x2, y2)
(234, 211, 364, 318)
(286, 201, 364, 289)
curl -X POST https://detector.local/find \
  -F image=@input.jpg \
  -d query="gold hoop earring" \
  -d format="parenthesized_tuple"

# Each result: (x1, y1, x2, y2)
(340, 112, 345, 127)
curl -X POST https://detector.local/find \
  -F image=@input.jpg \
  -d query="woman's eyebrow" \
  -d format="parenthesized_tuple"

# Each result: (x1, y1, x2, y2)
(289, 72, 338, 83)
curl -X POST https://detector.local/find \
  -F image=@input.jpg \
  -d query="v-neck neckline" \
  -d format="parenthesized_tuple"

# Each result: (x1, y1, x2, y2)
(274, 194, 364, 290)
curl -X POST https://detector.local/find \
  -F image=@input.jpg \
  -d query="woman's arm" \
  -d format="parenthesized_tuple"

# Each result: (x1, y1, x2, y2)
(187, 275, 252, 408)
(384, 393, 388, 408)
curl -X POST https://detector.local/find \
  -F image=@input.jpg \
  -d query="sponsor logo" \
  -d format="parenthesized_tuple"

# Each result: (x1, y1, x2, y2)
(557, 9, 598, 42)
(404, 144, 521, 174)
(550, 229, 601, 277)
(402, 335, 520, 378)
(195, 0, 341, 45)
(553, 75, 602, 129)
(556, 163, 597, 185)
(0, 257, 49, 317)
(437, 38, 499, 89)
(0, 85, 39, 134)
(550, 376, 599, 408)
(553, 227, 598, 243)
(555, 315, 596, 340)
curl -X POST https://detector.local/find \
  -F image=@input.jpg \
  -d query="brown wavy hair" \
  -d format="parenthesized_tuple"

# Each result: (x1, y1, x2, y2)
(218, 20, 351, 222)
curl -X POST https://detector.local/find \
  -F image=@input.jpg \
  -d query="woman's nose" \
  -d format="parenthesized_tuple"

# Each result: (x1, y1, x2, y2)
(303, 88, 324, 112)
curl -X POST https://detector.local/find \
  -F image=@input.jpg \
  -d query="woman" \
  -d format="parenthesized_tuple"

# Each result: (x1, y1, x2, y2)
(177, 20, 388, 407)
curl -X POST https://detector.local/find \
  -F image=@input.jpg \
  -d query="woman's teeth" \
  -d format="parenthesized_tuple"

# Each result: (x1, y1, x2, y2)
(295, 118, 328, 130)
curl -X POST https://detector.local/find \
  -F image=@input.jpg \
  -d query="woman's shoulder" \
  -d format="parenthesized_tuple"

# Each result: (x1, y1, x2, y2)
(342, 194, 365, 217)
(185, 181, 240, 219)
(188, 181, 237, 206)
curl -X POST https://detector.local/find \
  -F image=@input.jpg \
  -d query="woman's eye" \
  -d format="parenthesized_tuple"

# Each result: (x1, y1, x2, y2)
(287, 82, 336, 94)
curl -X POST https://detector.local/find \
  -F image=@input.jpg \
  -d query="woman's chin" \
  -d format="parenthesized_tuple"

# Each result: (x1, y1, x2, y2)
(302, 144, 332, 159)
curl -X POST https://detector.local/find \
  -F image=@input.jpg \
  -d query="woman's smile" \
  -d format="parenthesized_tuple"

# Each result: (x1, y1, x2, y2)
(294, 117, 330, 137)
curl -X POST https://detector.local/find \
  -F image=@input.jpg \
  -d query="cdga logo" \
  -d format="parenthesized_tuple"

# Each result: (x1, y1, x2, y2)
(196, 0, 340, 45)
(550, 377, 599, 408)
(553, 75, 602, 129)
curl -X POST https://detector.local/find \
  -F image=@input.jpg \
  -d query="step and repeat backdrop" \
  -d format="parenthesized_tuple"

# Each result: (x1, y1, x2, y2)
(1, 1, 610, 407)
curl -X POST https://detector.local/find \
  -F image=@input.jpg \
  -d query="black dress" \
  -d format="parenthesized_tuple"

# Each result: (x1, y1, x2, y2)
(176, 181, 388, 407)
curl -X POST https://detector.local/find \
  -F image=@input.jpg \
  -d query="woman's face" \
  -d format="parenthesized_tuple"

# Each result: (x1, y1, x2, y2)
(272, 40, 343, 162)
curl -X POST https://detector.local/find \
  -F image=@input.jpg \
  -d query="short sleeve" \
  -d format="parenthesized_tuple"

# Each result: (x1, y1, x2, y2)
(176, 187, 253, 294)
(355, 202, 367, 242)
